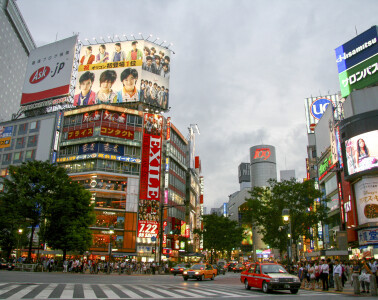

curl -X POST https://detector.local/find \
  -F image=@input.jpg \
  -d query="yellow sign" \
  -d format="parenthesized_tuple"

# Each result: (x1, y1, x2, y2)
(0, 137, 11, 149)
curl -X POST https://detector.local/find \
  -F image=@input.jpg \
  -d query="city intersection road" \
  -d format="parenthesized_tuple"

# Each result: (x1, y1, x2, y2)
(0, 271, 371, 299)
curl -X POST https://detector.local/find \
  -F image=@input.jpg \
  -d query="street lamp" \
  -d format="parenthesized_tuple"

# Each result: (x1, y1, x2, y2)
(17, 229, 23, 261)
(107, 225, 114, 274)
(282, 209, 292, 267)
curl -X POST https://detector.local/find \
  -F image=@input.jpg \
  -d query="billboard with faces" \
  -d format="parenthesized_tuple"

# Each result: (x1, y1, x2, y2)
(74, 40, 171, 110)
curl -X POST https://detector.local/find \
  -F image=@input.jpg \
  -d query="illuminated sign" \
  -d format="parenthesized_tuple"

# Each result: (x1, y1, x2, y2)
(137, 220, 158, 238)
(100, 126, 134, 140)
(358, 228, 378, 245)
(335, 26, 378, 73)
(56, 153, 141, 163)
(68, 127, 93, 140)
(0, 126, 13, 149)
(310, 98, 331, 120)
(137, 113, 163, 238)
(339, 54, 378, 98)
(253, 148, 271, 160)
(354, 177, 378, 226)
(318, 153, 334, 179)
(21, 36, 77, 105)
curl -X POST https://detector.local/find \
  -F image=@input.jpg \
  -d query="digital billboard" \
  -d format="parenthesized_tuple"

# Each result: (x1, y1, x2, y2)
(137, 113, 163, 238)
(74, 41, 171, 110)
(21, 36, 77, 105)
(345, 130, 378, 176)
(304, 94, 339, 133)
(336, 26, 378, 98)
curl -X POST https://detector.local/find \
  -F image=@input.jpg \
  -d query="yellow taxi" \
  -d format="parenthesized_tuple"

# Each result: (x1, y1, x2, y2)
(182, 263, 217, 281)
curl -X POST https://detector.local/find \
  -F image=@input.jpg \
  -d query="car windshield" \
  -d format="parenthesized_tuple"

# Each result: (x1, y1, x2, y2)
(261, 265, 288, 274)
(191, 264, 205, 270)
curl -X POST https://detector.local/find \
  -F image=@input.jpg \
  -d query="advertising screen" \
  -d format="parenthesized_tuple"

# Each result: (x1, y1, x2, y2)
(21, 36, 77, 105)
(345, 130, 378, 176)
(74, 40, 171, 110)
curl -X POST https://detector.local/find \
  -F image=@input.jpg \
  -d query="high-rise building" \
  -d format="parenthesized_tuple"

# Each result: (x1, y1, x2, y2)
(0, 0, 35, 121)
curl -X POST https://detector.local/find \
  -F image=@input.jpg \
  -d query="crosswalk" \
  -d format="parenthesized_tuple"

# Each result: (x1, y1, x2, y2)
(0, 283, 255, 299)
(0, 282, 345, 299)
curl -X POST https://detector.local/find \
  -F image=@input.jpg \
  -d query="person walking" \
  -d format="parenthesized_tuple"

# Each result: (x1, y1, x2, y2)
(333, 259, 343, 292)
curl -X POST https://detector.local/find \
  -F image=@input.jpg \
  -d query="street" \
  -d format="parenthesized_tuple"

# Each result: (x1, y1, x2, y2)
(0, 270, 373, 300)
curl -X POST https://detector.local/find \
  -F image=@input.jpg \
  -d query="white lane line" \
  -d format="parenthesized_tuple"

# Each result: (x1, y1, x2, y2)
(131, 285, 165, 298)
(59, 283, 74, 299)
(82, 284, 97, 299)
(32, 283, 58, 299)
(114, 284, 142, 299)
(101, 285, 121, 299)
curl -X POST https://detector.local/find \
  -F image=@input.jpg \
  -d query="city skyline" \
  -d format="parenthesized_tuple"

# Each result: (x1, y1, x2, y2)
(16, 0, 378, 209)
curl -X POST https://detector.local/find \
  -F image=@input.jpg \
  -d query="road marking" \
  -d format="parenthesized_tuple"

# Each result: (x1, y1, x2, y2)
(113, 284, 142, 299)
(32, 283, 58, 299)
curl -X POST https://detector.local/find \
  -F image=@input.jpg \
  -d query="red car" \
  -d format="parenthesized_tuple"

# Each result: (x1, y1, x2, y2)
(241, 262, 300, 294)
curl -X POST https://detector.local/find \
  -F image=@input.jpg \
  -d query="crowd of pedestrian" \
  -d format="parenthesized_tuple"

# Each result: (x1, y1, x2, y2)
(294, 258, 377, 293)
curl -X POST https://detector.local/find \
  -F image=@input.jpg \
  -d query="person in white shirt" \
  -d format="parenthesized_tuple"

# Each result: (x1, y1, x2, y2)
(333, 259, 343, 291)
(321, 259, 329, 290)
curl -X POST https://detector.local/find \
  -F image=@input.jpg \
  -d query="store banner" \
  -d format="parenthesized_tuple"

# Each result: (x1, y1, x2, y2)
(354, 177, 378, 225)
(137, 113, 163, 238)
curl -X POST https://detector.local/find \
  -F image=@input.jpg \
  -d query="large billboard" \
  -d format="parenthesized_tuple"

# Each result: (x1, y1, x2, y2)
(336, 26, 378, 98)
(345, 130, 378, 176)
(21, 36, 77, 105)
(354, 177, 378, 226)
(137, 113, 163, 238)
(74, 41, 171, 110)
(304, 94, 339, 133)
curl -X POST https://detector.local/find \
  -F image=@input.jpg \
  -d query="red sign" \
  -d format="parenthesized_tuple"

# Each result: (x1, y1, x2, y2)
(310, 123, 316, 131)
(137, 113, 163, 238)
(67, 128, 93, 140)
(29, 66, 50, 84)
(166, 117, 171, 141)
(138, 220, 159, 238)
(103, 110, 127, 124)
(253, 148, 271, 160)
(185, 225, 190, 238)
(82, 111, 101, 123)
(100, 126, 134, 140)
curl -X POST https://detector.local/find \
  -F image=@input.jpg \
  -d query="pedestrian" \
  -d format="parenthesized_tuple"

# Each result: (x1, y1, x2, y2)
(333, 259, 343, 292)
(63, 260, 68, 273)
(328, 258, 335, 288)
(315, 260, 322, 289)
(309, 262, 316, 290)
(360, 259, 372, 293)
(320, 259, 329, 291)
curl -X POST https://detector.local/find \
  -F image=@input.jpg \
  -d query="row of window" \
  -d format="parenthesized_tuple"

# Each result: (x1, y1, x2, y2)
(61, 127, 142, 142)
(170, 131, 187, 154)
(1, 150, 35, 165)
(61, 160, 140, 175)
(169, 173, 186, 195)
(15, 121, 40, 136)
(59, 143, 141, 157)
(169, 160, 186, 181)
(169, 144, 186, 166)
(0, 135, 38, 152)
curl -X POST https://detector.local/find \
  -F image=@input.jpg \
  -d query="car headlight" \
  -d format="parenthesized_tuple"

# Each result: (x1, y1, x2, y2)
(183, 271, 187, 275)
(293, 277, 300, 282)
(270, 278, 279, 282)
(195, 272, 200, 275)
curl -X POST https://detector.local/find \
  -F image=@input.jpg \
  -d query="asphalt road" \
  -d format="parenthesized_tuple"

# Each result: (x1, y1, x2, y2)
(0, 270, 374, 299)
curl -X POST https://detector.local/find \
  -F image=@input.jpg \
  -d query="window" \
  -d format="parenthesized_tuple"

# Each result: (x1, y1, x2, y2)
(13, 152, 22, 162)
(18, 123, 28, 135)
(27, 135, 38, 147)
(2, 153, 12, 164)
(16, 137, 25, 149)
(25, 150, 35, 161)
(29, 121, 39, 132)
(0, 168, 8, 177)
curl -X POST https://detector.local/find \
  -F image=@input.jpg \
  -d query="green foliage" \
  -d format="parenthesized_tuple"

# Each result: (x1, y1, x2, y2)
(243, 178, 328, 254)
(196, 214, 245, 261)
(0, 161, 94, 260)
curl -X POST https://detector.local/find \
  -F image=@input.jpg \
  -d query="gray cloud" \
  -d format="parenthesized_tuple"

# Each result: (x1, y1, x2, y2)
(17, 0, 378, 209)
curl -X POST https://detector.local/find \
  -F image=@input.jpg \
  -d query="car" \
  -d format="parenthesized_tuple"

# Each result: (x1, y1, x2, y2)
(233, 263, 245, 273)
(0, 259, 8, 269)
(170, 263, 191, 276)
(227, 262, 236, 271)
(182, 263, 217, 281)
(241, 262, 300, 294)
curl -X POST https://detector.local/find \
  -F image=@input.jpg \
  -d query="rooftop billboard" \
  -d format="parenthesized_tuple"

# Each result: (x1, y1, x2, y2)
(335, 26, 378, 98)
(74, 41, 171, 110)
(21, 36, 77, 106)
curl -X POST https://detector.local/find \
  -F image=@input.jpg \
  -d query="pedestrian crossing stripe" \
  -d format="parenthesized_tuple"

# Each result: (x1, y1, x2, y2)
(0, 283, 256, 299)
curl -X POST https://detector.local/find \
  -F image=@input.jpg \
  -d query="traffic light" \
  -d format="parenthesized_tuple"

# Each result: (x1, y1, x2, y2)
(152, 248, 156, 254)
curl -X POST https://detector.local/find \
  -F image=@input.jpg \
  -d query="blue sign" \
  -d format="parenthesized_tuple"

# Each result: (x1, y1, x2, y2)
(151, 236, 156, 242)
(310, 98, 331, 120)
(223, 203, 227, 216)
(324, 224, 330, 244)
(0, 126, 13, 138)
(335, 26, 378, 73)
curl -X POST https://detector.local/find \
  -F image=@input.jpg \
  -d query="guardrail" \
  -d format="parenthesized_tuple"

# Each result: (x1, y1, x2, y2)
(15, 263, 37, 272)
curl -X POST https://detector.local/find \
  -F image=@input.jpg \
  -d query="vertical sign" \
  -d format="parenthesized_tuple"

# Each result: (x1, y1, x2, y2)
(137, 113, 163, 238)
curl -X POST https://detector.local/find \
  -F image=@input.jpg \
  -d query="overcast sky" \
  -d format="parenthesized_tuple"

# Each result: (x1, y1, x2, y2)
(17, 0, 378, 210)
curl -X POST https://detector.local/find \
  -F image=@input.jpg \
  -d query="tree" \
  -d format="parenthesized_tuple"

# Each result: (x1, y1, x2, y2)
(0, 161, 94, 261)
(44, 181, 95, 261)
(195, 214, 244, 263)
(244, 178, 328, 260)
